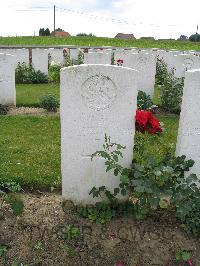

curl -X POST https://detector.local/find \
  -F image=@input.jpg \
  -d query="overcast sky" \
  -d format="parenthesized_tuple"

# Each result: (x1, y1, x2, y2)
(0, 0, 200, 39)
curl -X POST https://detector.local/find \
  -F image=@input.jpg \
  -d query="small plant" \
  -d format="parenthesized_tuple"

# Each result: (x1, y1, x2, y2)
(137, 91, 154, 111)
(0, 104, 9, 115)
(77, 49, 84, 65)
(135, 110, 163, 135)
(62, 244, 77, 257)
(39, 94, 59, 112)
(175, 250, 193, 265)
(79, 201, 135, 224)
(0, 181, 24, 217)
(0, 245, 7, 257)
(48, 62, 62, 83)
(63, 48, 72, 67)
(63, 225, 80, 241)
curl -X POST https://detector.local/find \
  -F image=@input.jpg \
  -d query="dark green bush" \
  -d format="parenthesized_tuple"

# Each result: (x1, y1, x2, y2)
(160, 70, 184, 114)
(39, 94, 59, 112)
(156, 57, 168, 85)
(137, 90, 154, 110)
(15, 63, 48, 84)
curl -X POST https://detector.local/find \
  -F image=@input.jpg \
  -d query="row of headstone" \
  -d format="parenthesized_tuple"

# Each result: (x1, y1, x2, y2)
(0, 46, 199, 79)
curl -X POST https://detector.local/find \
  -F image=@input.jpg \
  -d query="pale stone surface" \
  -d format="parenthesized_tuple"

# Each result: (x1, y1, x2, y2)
(0, 53, 16, 105)
(48, 48, 64, 65)
(123, 52, 156, 97)
(61, 64, 138, 205)
(0, 49, 29, 68)
(176, 69, 200, 178)
(70, 49, 82, 62)
(32, 49, 48, 75)
(84, 52, 111, 64)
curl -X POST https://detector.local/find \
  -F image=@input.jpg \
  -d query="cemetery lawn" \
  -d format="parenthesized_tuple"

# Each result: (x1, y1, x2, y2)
(16, 83, 60, 107)
(0, 36, 200, 51)
(0, 114, 179, 190)
(0, 116, 61, 190)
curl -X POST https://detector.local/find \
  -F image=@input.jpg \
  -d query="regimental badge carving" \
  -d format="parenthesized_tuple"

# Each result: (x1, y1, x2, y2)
(184, 58, 194, 70)
(81, 74, 117, 110)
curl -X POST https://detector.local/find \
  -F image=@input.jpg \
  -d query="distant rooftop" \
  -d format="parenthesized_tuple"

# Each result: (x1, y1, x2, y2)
(115, 33, 136, 40)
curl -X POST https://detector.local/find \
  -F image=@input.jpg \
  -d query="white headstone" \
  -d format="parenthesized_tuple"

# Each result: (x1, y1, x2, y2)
(84, 52, 111, 64)
(0, 49, 29, 68)
(32, 49, 48, 75)
(123, 52, 156, 97)
(0, 53, 16, 105)
(48, 48, 64, 65)
(176, 69, 200, 178)
(61, 64, 138, 205)
(70, 49, 78, 61)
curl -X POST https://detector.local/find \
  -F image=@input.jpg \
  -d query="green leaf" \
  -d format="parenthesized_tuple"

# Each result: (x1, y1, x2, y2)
(121, 189, 127, 196)
(114, 168, 119, 176)
(11, 200, 24, 215)
(120, 175, 129, 183)
(182, 251, 192, 261)
(114, 188, 120, 196)
(113, 155, 118, 162)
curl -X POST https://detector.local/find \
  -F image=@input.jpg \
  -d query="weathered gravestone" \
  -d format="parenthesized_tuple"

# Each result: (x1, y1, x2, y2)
(123, 52, 156, 97)
(61, 64, 138, 204)
(0, 48, 29, 68)
(32, 48, 48, 75)
(84, 52, 111, 64)
(0, 53, 16, 105)
(176, 69, 200, 178)
(48, 48, 64, 65)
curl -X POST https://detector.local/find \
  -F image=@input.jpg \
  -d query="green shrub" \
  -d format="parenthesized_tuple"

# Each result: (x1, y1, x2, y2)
(137, 91, 154, 110)
(48, 63, 61, 83)
(0, 105, 9, 115)
(39, 94, 59, 112)
(155, 57, 168, 85)
(89, 135, 200, 231)
(15, 63, 48, 84)
(160, 70, 184, 113)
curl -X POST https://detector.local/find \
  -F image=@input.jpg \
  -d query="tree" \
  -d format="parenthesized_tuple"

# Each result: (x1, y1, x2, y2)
(189, 33, 200, 42)
(39, 28, 45, 36)
(45, 28, 50, 36)
(55, 28, 64, 32)
(76, 33, 96, 37)
(178, 35, 188, 41)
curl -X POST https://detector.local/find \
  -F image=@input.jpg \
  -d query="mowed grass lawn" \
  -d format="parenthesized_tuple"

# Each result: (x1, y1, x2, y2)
(0, 116, 61, 189)
(0, 114, 179, 190)
(16, 83, 60, 107)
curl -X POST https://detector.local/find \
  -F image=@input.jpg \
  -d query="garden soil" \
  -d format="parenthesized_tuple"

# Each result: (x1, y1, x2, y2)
(0, 193, 199, 266)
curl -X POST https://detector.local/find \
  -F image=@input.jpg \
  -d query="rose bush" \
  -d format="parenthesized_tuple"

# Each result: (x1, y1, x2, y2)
(135, 110, 162, 135)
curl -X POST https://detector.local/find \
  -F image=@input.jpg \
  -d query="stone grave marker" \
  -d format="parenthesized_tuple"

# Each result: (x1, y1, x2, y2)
(176, 69, 200, 178)
(84, 52, 111, 64)
(61, 64, 138, 204)
(32, 48, 48, 75)
(0, 53, 16, 105)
